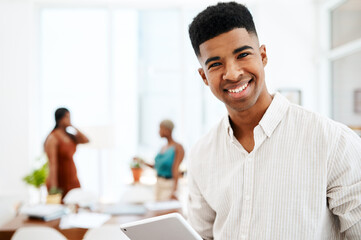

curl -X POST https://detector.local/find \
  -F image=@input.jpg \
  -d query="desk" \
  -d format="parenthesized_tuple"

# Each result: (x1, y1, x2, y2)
(0, 209, 180, 240)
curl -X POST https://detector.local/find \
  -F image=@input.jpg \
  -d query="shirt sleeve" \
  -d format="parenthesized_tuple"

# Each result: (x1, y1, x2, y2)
(187, 158, 216, 240)
(327, 126, 361, 239)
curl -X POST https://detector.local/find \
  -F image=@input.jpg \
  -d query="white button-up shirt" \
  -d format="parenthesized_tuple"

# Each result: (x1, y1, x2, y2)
(187, 93, 361, 240)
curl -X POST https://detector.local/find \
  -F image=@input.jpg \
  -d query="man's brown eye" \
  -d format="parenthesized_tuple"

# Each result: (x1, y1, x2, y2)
(209, 62, 221, 69)
(238, 53, 249, 58)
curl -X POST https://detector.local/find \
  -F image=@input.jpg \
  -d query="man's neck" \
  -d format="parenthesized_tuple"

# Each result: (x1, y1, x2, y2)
(228, 93, 273, 142)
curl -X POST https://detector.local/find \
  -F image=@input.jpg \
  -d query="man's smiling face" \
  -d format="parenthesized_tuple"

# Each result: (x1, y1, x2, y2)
(197, 28, 268, 114)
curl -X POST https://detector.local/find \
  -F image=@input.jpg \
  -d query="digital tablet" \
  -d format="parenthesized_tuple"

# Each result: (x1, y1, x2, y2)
(120, 213, 202, 240)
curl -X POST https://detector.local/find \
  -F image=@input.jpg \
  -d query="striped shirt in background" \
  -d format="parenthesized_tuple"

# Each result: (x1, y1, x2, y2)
(187, 93, 361, 240)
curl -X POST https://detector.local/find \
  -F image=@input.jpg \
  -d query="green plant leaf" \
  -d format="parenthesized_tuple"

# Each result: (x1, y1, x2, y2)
(23, 162, 49, 188)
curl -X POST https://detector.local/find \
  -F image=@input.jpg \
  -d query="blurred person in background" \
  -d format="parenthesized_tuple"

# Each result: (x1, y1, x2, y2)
(134, 119, 184, 201)
(44, 107, 89, 199)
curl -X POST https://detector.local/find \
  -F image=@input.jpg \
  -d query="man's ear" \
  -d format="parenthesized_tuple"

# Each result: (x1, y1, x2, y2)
(259, 45, 268, 67)
(198, 68, 209, 86)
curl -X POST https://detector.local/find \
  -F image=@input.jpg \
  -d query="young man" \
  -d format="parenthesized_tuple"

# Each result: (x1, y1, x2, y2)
(187, 2, 361, 240)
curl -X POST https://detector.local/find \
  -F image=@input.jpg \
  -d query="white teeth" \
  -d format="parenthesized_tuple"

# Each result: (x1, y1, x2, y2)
(228, 82, 248, 93)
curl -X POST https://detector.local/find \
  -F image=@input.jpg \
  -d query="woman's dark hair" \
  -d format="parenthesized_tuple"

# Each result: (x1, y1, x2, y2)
(189, 2, 258, 57)
(54, 107, 69, 130)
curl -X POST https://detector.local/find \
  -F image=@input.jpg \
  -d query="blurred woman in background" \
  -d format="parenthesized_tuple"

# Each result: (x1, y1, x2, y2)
(135, 119, 184, 201)
(44, 107, 89, 198)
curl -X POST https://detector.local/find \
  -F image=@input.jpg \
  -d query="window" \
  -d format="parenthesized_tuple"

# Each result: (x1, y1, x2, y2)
(137, 9, 225, 155)
(328, 0, 361, 126)
(319, 0, 361, 128)
(39, 7, 139, 200)
(331, 0, 361, 48)
(332, 51, 361, 125)
(40, 8, 110, 130)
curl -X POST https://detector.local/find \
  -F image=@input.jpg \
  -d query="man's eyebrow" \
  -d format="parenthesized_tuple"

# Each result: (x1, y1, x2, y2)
(205, 56, 220, 66)
(233, 45, 253, 54)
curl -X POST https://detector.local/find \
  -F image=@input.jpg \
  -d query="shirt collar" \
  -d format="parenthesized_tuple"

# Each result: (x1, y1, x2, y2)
(259, 92, 290, 137)
(224, 92, 290, 138)
(224, 115, 234, 139)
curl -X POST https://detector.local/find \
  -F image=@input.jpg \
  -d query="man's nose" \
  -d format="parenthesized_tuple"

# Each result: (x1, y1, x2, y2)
(223, 62, 243, 81)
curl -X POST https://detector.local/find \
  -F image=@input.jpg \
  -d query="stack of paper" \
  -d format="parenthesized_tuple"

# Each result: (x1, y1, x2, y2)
(20, 204, 68, 221)
(59, 212, 111, 229)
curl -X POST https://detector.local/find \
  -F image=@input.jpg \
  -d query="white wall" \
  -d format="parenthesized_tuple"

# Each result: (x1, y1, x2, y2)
(255, 1, 317, 111)
(0, 0, 320, 199)
(0, 1, 34, 198)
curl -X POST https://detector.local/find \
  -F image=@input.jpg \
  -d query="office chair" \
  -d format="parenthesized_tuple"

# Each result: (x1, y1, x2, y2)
(11, 226, 67, 240)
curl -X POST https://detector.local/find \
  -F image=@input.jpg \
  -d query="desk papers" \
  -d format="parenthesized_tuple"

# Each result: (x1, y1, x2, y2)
(20, 204, 68, 221)
(59, 212, 111, 229)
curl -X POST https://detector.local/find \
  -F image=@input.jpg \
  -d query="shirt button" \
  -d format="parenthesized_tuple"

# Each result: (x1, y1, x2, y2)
(245, 195, 250, 201)
(247, 158, 252, 162)
(241, 234, 246, 240)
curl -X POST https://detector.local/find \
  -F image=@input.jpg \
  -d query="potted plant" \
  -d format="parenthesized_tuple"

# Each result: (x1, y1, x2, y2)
(130, 158, 143, 183)
(46, 187, 63, 204)
(23, 160, 49, 204)
(23, 155, 63, 204)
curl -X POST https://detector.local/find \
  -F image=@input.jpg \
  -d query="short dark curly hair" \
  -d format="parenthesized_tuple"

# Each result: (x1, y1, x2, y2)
(189, 2, 258, 57)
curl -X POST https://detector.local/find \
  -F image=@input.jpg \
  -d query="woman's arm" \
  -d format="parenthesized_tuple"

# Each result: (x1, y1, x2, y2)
(171, 144, 185, 199)
(134, 157, 154, 168)
(73, 127, 89, 144)
(44, 134, 59, 189)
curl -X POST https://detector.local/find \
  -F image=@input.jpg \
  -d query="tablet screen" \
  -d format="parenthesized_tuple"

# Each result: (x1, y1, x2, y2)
(120, 213, 202, 240)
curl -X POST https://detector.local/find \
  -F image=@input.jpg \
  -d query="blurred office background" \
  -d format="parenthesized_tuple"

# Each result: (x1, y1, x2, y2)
(1, 0, 360, 216)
